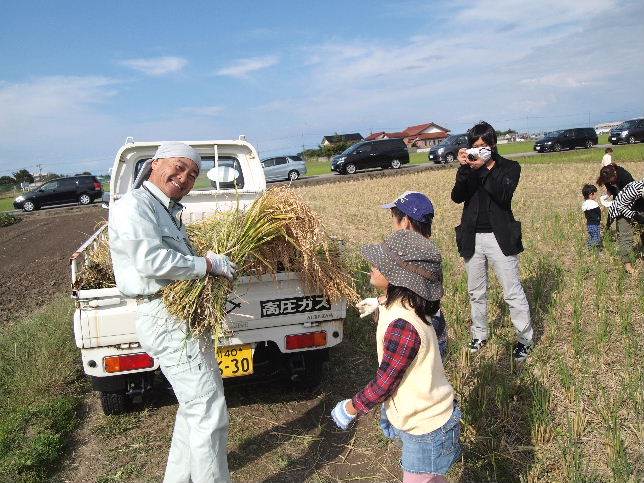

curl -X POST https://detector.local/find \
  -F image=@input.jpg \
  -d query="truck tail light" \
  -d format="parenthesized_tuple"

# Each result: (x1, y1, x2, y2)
(103, 353, 154, 373)
(285, 331, 327, 350)
(94, 181, 102, 191)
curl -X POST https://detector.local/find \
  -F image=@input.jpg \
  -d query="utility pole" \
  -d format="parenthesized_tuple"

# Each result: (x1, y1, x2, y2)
(36, 163, 43, 180)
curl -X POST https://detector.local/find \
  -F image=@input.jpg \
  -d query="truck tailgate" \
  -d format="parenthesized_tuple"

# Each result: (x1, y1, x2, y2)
(75, 273, 346, 349)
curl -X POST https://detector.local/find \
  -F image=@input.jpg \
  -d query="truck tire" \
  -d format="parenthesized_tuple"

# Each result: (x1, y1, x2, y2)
(288, 350, 327, 390)
(100, 391, 128, 415)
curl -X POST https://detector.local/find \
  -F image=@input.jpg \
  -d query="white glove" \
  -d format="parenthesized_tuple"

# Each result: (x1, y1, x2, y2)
(331, 399, 356, 430)
(356, 298, 379, 318)
(205, 251, 237, 280)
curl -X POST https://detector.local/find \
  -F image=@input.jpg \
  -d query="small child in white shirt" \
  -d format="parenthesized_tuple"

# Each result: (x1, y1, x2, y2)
(582, 184, 602, 248)
(601, 147, 613, 167)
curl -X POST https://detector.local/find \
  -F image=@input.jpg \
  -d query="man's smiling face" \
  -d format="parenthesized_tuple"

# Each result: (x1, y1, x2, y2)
(148, 156, 199, 200)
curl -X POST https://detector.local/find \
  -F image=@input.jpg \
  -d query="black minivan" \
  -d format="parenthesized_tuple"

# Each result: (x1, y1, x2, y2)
(331, 138, 409, 175)
(533, 128, 598, 153)
(13, 175, 103, 212)
(428, 133, 468, 164)
(609, 118, 644, 145)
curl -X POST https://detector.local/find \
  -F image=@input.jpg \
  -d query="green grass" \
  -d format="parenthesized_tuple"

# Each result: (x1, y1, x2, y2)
(516, 142, 644, 164)
(0, 197, 16, 213)
(0, 296, 86, 483)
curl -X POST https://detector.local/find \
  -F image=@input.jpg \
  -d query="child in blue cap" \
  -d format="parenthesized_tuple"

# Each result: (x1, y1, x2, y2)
(357, 191, 448, 360)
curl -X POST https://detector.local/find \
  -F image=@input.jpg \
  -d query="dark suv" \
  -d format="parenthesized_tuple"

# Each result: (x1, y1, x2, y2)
(428, 133, 468, 164)
(331, 138, 409, 174)
(533, 128, 598, 153)
(609, 118, 644, 145)
(13, 175, 103, 212)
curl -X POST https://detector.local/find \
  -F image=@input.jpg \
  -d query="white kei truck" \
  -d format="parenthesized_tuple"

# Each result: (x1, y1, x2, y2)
(71, 138, 347, 415)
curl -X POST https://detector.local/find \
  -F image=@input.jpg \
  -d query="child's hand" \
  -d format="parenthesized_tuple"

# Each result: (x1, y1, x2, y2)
(356, 298, 379, 318)
(379, 405, 397, 439)
(331, 399, 356, 430)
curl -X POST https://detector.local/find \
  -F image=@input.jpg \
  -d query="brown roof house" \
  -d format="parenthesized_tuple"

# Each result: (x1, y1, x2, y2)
(365, 122, 449, 148)
(320, 133, 364, 147)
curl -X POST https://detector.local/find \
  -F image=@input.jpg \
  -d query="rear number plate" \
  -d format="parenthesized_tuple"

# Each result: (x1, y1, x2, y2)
(216, 344, 253, 378)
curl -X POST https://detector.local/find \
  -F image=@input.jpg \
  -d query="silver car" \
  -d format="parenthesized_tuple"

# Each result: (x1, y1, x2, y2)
(261, 155, 307, 182)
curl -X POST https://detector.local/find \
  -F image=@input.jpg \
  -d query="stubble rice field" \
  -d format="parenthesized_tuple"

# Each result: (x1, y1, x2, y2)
(55, 161, 643, 483)
(291, 161, 643, 482)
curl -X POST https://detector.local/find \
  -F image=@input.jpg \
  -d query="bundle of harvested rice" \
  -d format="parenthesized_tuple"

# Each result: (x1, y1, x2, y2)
(75, 187, 358, 335)
(163, 186, 358, 335)
(74, 233, 116, 290)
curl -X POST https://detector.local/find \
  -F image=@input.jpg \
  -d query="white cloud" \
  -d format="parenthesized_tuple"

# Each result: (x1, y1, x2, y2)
(216, 55, 278, 78)
(180, 106, 224, 116)
(120, 56, 187, 76)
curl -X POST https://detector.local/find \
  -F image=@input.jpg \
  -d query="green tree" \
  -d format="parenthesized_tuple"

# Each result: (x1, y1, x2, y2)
(0, 176, 16, 185)
(12, 169, 34, 184)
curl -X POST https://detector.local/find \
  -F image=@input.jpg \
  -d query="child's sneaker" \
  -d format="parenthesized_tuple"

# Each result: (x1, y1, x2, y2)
(468, 338, 488, 353)
(513, 342, 533, 362)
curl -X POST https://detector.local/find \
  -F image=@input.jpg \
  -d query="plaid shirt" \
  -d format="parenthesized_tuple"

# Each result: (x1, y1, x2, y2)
(352, 318, 421, 414)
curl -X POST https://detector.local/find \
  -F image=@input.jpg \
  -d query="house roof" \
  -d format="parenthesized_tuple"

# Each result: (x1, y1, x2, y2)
(322, 133, 363, 144)
(365, 131, 385, 141)
(407, 132, 449, 141)
(402, 122, 450, 136)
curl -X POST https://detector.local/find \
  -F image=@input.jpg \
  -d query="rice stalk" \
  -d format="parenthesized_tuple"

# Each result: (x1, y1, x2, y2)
(75, 187, 358, 336)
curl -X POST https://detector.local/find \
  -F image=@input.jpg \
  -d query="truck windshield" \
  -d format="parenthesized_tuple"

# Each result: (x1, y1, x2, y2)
(340, 143, 361, 155)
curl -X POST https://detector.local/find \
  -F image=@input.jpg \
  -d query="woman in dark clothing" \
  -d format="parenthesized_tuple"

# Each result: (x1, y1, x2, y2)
(597, 164, 643, 274)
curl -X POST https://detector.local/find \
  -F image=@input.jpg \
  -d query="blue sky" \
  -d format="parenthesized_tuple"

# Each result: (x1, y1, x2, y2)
(1, 0, 643, 176)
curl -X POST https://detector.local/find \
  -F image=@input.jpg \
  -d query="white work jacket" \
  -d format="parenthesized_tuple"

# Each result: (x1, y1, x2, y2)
(108, 181, 207, 297)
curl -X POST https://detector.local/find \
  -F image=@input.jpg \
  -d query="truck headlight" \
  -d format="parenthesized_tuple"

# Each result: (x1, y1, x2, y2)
(438, 148, 444, 154)
(336, 156, 346, 163)
(15, 195, 25, 202)
(545, 141, 552, 145)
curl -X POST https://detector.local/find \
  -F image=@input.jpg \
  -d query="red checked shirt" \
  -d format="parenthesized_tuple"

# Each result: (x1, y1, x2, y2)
(352, 318, 421, 414)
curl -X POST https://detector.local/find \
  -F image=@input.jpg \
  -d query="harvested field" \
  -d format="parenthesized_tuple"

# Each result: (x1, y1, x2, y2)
(0, 205, 106, 325)
(4, 161, 643, 482)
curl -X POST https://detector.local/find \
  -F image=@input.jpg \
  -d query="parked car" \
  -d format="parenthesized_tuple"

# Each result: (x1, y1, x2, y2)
(13, 175, 103, 212)
(533, 128, 598, 153)
(331, 138, 409, 174)
(261, 155, 307, 182)
(609, 118, 644, 145)
(428, 133, 468, 164)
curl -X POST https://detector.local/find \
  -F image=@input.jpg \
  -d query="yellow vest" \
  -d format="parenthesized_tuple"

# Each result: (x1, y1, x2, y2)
(377, 300, 454, 435)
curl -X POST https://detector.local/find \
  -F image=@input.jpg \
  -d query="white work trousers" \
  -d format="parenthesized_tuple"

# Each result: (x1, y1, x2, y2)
(464, 233, 533, 346)
(135, 299, 231, 483)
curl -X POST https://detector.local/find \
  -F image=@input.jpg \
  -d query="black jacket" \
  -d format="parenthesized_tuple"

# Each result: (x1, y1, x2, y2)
(451, 154, 523, 258)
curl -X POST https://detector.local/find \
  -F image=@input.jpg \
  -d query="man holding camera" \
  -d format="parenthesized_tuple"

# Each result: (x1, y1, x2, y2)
(451, 121, 533, 362)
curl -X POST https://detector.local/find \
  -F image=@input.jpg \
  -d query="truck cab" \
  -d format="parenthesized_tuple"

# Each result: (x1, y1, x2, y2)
(71, 138, 347, 414)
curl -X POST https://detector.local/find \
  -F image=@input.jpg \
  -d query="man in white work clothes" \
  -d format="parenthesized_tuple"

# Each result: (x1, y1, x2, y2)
(109, 142, 235, 483)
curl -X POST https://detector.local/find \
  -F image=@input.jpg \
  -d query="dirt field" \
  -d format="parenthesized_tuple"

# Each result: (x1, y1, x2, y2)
(0, 205, 106, 325)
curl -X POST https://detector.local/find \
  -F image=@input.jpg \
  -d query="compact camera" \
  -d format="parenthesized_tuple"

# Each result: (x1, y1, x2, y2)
(465, 147, 492, 162)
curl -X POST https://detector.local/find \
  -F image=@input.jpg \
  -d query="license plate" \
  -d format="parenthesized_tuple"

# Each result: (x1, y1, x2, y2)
(216, 344, 253, 378)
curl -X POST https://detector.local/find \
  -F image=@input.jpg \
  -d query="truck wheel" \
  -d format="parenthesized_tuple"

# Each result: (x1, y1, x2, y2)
(100, 391, 128, 415)
(445, 153, 455, 163)
(289, 351, 327, 390)
(585, 140, 593, 148)
(553, 143, 561, 152)
(79, 193, 92, 205)
(23, 200, 37, 212)
(390, 159, 402, 169)
(628, 136, 636, 144)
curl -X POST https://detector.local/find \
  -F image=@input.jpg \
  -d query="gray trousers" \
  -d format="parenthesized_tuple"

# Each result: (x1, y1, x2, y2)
(464, 233, 533, 346)
(136, 299, 231, 483)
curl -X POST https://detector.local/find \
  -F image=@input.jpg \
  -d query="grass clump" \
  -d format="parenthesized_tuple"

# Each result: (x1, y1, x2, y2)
(0, 296, 84, 483)
(0, 212, 20, 227)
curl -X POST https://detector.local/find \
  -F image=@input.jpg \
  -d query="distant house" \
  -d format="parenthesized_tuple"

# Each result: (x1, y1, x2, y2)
(365, 122, 450, 148)
(320, 133, 363, 147)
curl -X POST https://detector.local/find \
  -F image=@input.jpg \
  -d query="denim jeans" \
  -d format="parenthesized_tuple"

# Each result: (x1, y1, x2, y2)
(395, 404, 462, 475)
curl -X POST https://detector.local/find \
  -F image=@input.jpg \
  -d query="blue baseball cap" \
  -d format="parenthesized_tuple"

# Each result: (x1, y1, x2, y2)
(382, 191, 434, 223)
